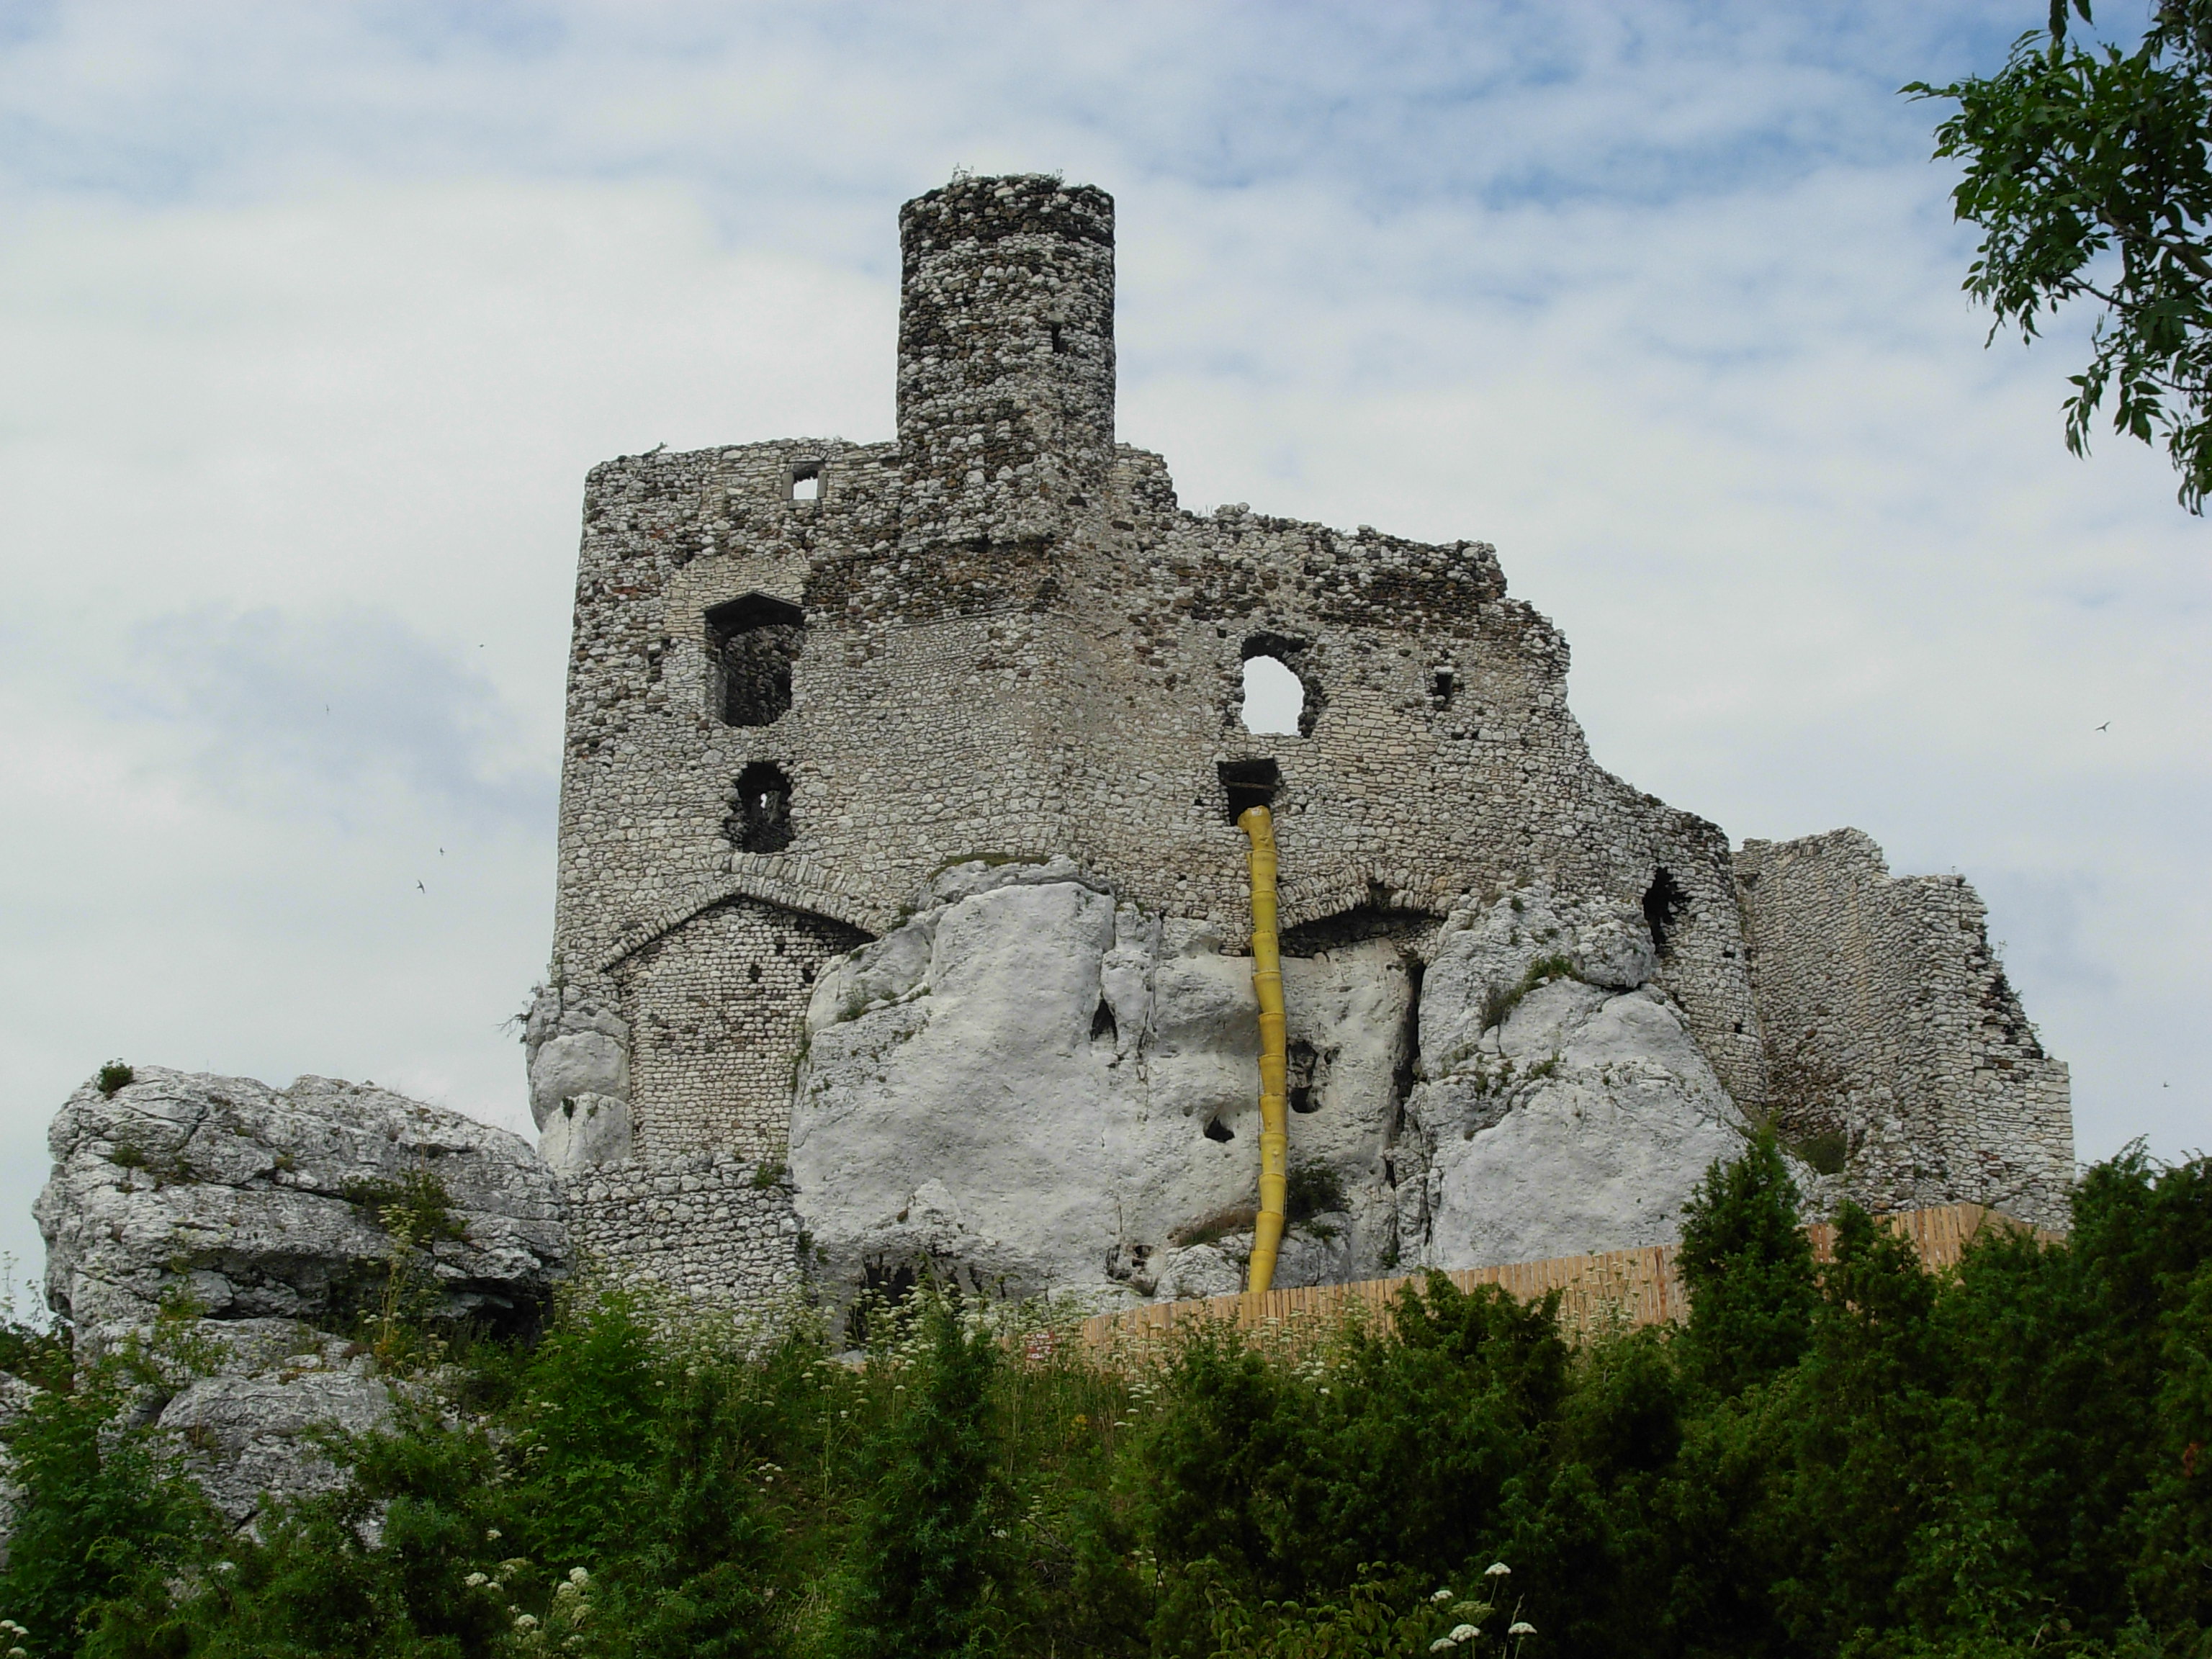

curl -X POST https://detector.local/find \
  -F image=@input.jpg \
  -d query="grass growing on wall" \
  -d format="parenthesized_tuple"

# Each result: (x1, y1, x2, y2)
(4, 1134, 2212, 1658)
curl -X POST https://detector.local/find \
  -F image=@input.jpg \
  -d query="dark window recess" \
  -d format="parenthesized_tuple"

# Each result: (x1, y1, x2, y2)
(848, 1257, 917, 1346)
(1288, 1040, 1321, 1114)
(1642, 866, 1688, 958)
(1049, 323, 1067, 355)
(790, 464, 821, 502)
(706, 593, 804, 727)
(1431, 666, 1455, 703)
(1091, 999, 1118, 1043)
(729, 762, 795, 854)
(1218, 757, 1280, 824)
(1203, 1116, 1235, 1143)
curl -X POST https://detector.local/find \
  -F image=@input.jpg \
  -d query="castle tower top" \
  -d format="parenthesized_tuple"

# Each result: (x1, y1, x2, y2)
(896, 174, 1115, 544)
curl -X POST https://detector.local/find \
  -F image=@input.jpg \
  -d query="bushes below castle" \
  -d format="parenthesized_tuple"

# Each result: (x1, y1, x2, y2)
(5, 1136, 2211, 1659)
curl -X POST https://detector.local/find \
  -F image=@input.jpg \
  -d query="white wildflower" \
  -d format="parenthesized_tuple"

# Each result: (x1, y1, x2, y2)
(1431, 1589, 1455, 1602)
(568, 1567, 590, 1587)
(1485, 1562, 1511, 1578)
(513, 1613, 539, 1631)
(464, 1572, 490, 1588)
(1431, 1641, 1457, 1653)
(487, 1529, 503, 1541)
(1451, 1624, 1480, 1642)
(8, 1646, 25, 1659)
(1510, 1622, 1537, 1636)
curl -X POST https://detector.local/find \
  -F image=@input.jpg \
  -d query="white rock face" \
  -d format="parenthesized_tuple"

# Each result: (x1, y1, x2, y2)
(148, 1321, 395, 1528)
(523, 986, 633, 1141)
(32, 1067, 570, 1539)
(1401, 889, 1754, 1269)
(790, 864, 1409, 1316)
(539, 1092, 633, 1173)
(790, 868, 1763, 1314)
(37, 1066, 570, 1350)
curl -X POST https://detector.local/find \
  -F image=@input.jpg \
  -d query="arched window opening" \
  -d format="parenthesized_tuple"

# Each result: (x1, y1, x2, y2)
(1240, 655, 1305, 735)
(706, 593, 804, 727)
(729, 762, 795, 854)
(789, 463, 822, 503)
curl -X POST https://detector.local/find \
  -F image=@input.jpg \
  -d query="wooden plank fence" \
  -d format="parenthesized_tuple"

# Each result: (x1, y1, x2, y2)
(1074, 1203, 2056, 1359)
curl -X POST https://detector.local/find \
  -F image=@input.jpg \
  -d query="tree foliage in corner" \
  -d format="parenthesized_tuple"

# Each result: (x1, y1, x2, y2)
(1909, 1, 2212, 511)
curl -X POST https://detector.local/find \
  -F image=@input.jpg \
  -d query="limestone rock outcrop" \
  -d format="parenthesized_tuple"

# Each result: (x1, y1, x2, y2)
(38, 1066, 569, 1349)
(789, 860, 1408, 1316)
(1401, 889, 1760, 1268)
(788, 863, 1762, 1315)
(143, 1320, 396, 1528)
(32, 1066, 567, 1532)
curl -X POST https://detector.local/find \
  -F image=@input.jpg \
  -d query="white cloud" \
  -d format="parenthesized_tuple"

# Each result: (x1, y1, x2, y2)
(1, 0, 2204, 1282)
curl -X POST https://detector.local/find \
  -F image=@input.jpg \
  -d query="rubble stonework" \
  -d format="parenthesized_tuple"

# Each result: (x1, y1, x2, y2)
(1736, 830, 2074, 1228)
(536, 174, 2074, 1310)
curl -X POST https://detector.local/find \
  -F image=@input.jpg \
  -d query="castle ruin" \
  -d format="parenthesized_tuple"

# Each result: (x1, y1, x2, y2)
(524, 176, 2073, 1320)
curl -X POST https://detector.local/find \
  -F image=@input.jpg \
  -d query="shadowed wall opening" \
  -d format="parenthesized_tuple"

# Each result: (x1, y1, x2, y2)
(729, 763, 795, 853)
(1643, 866, 1687, 958)
(1218, 758, 1280, 824)
(706, 594, 804, 727)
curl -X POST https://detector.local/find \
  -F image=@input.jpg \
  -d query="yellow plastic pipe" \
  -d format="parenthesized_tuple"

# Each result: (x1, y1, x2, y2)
(1238, 804, 1289, 1295)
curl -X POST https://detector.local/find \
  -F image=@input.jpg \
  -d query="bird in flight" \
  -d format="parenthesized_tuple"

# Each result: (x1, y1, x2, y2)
(2096, 721, 2110, 732)
(415, 881, 426, 892)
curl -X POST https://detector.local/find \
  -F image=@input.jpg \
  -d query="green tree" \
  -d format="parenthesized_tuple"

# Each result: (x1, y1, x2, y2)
(0, 1362, 213, 1659)
(1909, 1, 2212, 511)
(841, 1291, 1006, 1658)
(1675, 1130, 1819, 1398)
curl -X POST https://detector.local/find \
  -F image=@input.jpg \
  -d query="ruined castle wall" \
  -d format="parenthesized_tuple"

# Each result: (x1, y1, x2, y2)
(1736, 830, 2073, 1228)
(613, 896, 867, 1162)
(563, 1156, 805, 1322)
(551, 429, 1775, 1160)
(539, 174, 2068, 1276)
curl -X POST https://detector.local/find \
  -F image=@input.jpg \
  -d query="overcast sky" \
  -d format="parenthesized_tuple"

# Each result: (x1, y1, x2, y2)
(3, 1, 2206, 1287)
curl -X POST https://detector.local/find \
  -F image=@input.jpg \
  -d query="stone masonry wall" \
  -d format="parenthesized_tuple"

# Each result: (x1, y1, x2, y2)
(613, 895, 866, 1161)
(1736, 830, 2073, 1229)
(562, 1155, 805, 1323)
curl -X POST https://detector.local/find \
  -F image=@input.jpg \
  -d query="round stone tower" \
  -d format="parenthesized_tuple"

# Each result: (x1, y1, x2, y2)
(895, 174, 1115, 546)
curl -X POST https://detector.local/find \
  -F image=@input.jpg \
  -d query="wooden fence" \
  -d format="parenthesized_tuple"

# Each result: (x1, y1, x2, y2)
(1074, 1203, 2054, 1359)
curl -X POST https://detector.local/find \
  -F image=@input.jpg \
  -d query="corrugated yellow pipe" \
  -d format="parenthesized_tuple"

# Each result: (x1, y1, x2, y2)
(1238, 804, 1289, 1295)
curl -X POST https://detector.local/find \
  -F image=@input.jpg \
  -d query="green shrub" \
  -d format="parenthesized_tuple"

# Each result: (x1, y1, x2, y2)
(94, 1063, 132, 1098)
(23, 1139, 2212, 1659)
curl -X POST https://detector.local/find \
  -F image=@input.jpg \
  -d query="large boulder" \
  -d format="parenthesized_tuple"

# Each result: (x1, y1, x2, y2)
(30, 1066, 569, 1536)
(788, 865, 1771, 1316)
(789, 860, 1411, 1316)
(138, 1318, 396, 1529)
(1400, 889, 1759, 1268)
(37, 1067, 569, 1351)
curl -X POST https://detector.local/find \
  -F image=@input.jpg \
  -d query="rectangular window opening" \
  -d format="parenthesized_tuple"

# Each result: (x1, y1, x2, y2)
(1218, 758, 1280, 824)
